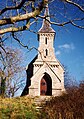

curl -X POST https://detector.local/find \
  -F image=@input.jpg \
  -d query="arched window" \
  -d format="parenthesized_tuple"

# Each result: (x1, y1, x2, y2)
(45, 37, 47, 44)
(45, 49, 48, 56)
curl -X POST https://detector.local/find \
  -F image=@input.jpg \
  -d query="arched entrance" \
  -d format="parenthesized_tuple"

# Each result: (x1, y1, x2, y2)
(40, 73, 52, 96)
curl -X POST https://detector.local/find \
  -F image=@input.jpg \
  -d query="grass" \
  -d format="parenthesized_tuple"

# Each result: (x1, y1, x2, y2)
(0, 82, 84, 119)
(0, 96, 39, 119)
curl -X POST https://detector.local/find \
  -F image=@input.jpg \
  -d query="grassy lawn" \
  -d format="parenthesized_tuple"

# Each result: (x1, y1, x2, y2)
(0, 82, 84, 119)
(0, 96, 39, 119)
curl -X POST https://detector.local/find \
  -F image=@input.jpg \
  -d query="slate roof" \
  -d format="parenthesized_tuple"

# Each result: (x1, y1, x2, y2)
(38, 4, 55, 33)
(38, 20, 55, 33)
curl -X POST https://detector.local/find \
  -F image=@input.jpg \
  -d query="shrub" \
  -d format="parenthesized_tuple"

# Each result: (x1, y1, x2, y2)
(39, 82, 84, 119)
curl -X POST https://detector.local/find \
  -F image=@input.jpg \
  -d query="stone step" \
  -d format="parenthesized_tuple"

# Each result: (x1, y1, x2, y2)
(34, 96, 51, 106)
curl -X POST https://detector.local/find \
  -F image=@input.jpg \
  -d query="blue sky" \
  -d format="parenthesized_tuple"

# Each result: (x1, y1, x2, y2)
(23, 1, 84, 84)
(18, 24, 84, 84)
(1, 0, 84, 96)
(13, 22, 84, 96)
(54, 26, 84, 82)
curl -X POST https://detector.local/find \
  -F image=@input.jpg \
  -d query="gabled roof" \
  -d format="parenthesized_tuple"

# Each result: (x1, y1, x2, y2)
(38, 4, 55, 33)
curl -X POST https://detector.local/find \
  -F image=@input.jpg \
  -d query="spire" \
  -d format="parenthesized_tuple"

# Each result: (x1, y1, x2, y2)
(38, 4, 55, 33)
(44, 4, 50, 22)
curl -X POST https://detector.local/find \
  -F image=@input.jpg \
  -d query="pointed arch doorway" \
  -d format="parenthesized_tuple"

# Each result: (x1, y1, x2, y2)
(40, 73, 52, 96)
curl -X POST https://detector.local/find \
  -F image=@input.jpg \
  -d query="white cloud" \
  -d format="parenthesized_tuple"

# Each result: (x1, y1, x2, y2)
(56, 50, 61, 56)
(58, 43, 75, 50)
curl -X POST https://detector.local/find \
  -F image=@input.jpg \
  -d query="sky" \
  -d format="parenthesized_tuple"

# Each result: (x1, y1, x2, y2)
(13, 22, 84, 96)
(0, 0, 84, 96)
(13, 8, 84, 96)
(22, 1, 84, 84)
(21, 24, 84, 83)
(54, 26, 84, 82)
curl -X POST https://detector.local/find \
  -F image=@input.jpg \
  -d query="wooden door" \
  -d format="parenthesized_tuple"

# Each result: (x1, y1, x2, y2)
(40, 78, 47, 95)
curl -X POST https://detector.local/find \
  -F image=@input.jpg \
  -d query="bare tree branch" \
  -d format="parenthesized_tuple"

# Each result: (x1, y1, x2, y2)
(12, 32, 38, 52)
(64, 0, 84, 12)
(0, 0, 48, 34)
(0, 21, 30, 34)
(0, 45, 6, 54)
(0, 0, 83, 35)
(0, 18, 38, 34)
(38, 15, 84, 28)
(0, 0, 27, 15)
(0, 10, 39, 26)
(70, 21, 84, 29)
(0, 47, 25, 97)
(51, 19, 84, 29)
(0, 0, 47, 26)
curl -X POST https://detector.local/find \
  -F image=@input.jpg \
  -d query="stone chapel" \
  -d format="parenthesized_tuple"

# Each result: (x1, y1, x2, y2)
(21, 4, 65, 97)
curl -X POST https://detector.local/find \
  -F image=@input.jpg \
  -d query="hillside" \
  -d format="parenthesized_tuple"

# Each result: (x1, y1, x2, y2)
(0, 81, 84, 119)
(0, 96, 39, 119)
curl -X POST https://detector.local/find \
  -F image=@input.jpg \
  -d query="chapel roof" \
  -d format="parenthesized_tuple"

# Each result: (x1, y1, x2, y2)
(38, 4, 55, 33)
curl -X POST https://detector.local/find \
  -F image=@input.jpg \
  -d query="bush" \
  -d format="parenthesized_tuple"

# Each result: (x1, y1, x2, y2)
(39, 82, 84, 119)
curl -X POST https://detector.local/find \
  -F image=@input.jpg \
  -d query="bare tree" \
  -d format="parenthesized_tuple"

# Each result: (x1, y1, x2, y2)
(0, 47, 25, 98)
(64, 65, 77, 89)
(0, 0, 48, 34)
(0, 0, 83, 50)
(0, 0, 83, 34)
